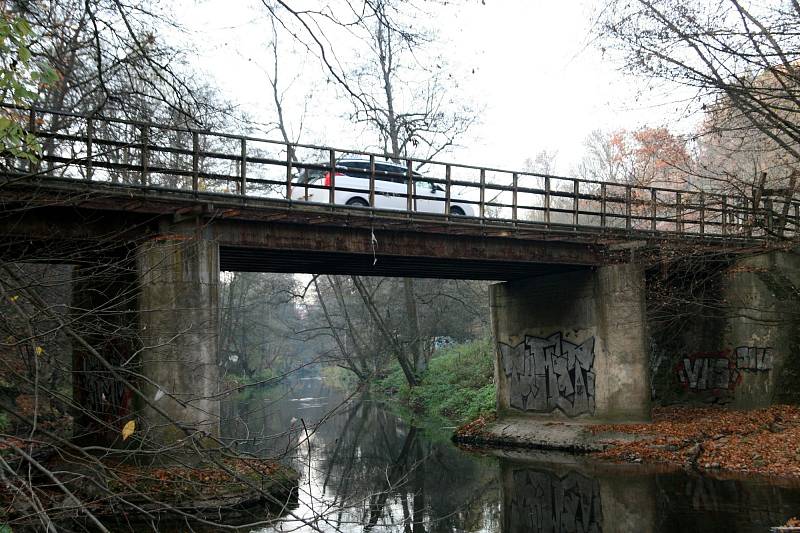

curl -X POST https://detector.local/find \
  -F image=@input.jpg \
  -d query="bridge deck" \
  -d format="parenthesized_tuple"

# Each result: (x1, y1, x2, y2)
(0, 104, 795, 278)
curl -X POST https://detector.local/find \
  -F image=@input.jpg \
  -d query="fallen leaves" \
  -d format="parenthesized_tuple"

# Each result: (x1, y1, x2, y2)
(593, 404, 800, 478)
(109, 457, 283, 498)
(455, 413, 495, 438)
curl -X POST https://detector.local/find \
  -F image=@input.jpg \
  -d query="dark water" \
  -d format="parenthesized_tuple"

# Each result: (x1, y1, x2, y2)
(221, 378, 800, 532)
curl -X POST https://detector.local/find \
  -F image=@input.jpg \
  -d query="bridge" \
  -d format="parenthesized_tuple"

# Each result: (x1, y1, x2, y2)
(2, 105, 799, 445)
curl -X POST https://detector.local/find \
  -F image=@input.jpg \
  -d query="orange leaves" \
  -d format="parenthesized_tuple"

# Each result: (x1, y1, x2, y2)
(592, 127, 689, 188)
(455, 413, 496, 438)
(594, 405, 800, 479)
(110, 457, 282, 496)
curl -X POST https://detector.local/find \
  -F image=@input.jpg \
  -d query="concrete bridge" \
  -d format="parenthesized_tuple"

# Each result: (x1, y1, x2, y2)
(2, 105, 799, 445)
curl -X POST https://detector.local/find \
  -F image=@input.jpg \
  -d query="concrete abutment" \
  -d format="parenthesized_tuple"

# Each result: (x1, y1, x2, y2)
(491, 263, 651, 423)
(72, 258, 140, 446)
(137, 238, 221, 443)
(72, 238, 221, 446)
(649, 249, 800, 407)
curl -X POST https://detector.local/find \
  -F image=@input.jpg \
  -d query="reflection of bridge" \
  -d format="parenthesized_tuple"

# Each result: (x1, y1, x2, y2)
(2, 105, 798, 446)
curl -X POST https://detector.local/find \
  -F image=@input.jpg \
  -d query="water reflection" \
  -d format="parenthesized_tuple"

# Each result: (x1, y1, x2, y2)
(500, 451, 800, 533)
(222, 377, 500, 532)
(505, 468, 602, 532)
(221, 379, 800, 532)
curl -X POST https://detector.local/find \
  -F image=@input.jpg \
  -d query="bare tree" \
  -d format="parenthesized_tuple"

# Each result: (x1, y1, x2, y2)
(594, 0, 800, 220)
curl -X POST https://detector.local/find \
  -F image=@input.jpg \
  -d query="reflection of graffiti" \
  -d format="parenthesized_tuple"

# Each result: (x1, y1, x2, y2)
(499, 333, 596, 416)
(676, 346, 772, 393)
(507, 469, 602, 533)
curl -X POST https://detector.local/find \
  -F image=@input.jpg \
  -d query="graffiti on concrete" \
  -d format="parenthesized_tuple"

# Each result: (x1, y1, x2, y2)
(676, 346, 772, 393)
(499, 332, 596, 416)
(649, 337, 666, 400)
(506, 468, 602, 533)
(735, 346, 773, 371)
(676, 351, 739, 392)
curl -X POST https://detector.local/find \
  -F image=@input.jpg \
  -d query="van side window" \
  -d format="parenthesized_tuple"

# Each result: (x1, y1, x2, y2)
(376, 163, 407, 183)
(338, 161, 370, 174)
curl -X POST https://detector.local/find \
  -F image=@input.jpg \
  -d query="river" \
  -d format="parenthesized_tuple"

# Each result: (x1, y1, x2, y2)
(220, 377, 800, 532)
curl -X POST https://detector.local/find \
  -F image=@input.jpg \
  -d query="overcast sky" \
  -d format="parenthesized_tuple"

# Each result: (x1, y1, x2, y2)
(175, 0, 689, 175)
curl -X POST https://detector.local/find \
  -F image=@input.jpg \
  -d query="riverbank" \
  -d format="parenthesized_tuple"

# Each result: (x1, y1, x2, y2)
(455, 404, 800, 480)
(0, 453, 299, 530)
(373, 339, 495, 425)
(592, 404, 800, 478)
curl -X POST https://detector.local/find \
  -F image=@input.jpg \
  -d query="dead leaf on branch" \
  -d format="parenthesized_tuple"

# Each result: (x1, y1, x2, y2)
(121, 420, 135, 441)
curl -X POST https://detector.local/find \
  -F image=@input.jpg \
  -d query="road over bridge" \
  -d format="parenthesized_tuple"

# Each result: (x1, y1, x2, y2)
(1, 105, 798, 445)
(2, 106, 795, 278)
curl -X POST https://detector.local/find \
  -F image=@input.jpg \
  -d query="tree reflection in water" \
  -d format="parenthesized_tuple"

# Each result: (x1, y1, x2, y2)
(223, 378, 800, 533)
(223, 377, 501, 532)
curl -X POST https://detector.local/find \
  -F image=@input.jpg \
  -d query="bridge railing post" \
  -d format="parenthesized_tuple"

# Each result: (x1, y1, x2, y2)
(328, 149, 336, 207)
(192, 131, 199, 195)
(445, 164, 452, 219)
(140, 125, 149, 186)
(775, 174, 797, 238)
(479, 168, 486, 220)
(699, 192, 706, 234)
(625, 186, 632, 231)
(600, 182, 607, 228)
(795, 203, 799, 237)
(765, 197, 774, 234)
(27, 108, 37, 174)
(544, 175, 551, 226)
(572, 179, 579, 227)
(650, 188, 657, 231)
(512, 172, 518, 222)
(406, 159, 414, 213)
(285, 143, 293, 201)
(240, 138, 247, 196)
(676, 192, 683, 233)
(722, 195, 728, 236)
(369, 154, 376, 208)
(86, 117, 93, 181)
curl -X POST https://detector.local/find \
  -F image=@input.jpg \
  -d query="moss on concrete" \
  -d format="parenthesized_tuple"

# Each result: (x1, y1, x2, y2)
(757, 267, 800, 405)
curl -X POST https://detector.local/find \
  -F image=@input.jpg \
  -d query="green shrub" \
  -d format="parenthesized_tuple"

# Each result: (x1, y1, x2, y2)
(320, 365, 361, 392)
(375, 339, 496, 425)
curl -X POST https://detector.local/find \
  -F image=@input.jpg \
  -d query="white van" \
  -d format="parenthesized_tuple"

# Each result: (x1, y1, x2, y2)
(291, 158, 474, 216)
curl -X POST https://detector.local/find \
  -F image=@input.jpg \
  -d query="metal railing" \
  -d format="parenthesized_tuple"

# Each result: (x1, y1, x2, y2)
(2, 104, 798, 240)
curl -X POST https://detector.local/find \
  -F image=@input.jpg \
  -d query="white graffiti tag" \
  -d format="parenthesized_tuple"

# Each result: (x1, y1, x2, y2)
(499, 333, 596, 416)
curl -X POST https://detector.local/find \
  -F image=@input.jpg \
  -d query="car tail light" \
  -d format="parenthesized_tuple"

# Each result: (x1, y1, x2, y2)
(323, 172, 343, 187)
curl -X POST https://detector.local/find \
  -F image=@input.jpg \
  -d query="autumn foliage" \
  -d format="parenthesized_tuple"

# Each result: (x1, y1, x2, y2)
(593, 405, 800, 479)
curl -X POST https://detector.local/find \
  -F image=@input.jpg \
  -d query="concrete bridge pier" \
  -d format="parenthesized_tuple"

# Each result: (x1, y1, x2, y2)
(72, 258, 140, 446)
(491, 263, 650, 422)
(136, 238, 221, 444)
(720, 250, 800, 408)
(647, 249, 800, 408)
(722, 251, 800, 407)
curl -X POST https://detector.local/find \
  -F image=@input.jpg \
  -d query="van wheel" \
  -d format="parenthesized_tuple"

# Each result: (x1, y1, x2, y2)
(449, 206, 465, 216)
(346, 197, 369, 207)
